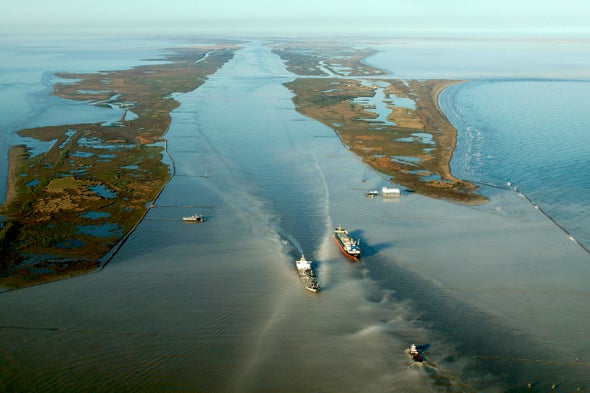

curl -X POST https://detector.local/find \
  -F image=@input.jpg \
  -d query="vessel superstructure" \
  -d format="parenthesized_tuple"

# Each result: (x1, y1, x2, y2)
(334, 226, 361, 259)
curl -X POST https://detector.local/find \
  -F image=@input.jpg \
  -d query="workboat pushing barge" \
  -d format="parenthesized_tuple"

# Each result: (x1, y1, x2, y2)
(334, 226, 361, 259)
(296, 255, 320, 292)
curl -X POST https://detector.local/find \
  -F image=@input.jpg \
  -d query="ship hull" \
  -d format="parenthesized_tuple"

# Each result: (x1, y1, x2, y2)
(333, 237, 359, 259)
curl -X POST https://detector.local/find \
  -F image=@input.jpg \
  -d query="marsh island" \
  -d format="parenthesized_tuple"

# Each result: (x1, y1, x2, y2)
(274, 42, 486, 204)
(0, 43, 237, 288)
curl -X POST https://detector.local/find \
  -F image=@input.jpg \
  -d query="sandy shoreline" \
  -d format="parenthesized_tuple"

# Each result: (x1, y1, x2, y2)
(426, 79, 465, 180)
(429, 79, 487, 205)
(431, 79, 465, 151)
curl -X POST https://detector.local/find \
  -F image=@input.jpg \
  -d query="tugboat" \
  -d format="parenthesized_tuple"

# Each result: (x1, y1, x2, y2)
(334, 226, 361, 259)
(182, 214, 206, 222)
(296, 255, 320, 292)
(365, 190, 379, 198)
(409, 344, 424, 363)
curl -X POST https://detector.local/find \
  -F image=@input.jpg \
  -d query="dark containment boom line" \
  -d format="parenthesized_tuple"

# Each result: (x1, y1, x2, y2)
(473, 354, 587, 367)
(473, 180, 590, 254)
(150, 204, 214, 209)
(0, 325, 158, 337)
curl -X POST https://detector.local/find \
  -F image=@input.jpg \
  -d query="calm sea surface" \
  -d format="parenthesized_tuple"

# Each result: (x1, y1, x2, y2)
(0, 37, 589, 392)
(442, 80, 590, 250)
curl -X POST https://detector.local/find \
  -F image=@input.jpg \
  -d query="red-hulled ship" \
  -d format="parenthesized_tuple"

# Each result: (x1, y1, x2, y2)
(334, 226, 361, 259)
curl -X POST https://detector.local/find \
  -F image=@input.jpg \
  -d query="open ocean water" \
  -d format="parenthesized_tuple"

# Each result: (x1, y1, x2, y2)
(0, 36, 589, 392)
(442, 80, 590, 251)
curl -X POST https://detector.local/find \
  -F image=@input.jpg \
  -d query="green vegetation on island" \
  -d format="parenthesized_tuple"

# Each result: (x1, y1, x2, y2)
(0, 43, 237, 288)
(275, 42, 486, 204)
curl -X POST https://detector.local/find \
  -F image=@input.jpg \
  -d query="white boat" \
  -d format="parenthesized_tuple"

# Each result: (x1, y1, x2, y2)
(182, 214, 206, 222)
(296, 255, 320, 292)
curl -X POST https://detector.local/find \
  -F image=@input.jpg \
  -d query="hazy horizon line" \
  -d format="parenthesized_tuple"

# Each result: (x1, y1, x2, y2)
(2, 27, 590, 41)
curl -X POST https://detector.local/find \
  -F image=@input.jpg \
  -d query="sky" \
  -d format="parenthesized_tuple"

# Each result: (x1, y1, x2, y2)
(2, 0, 590, 36)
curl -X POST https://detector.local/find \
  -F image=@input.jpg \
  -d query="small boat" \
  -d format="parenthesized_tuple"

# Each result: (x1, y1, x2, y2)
(296, 255, 320, 292)
(409, 344, 423, 363)
(334, 226, 361, 259)
(182, 214, 206, 222)
(365, 190, 379, 198)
